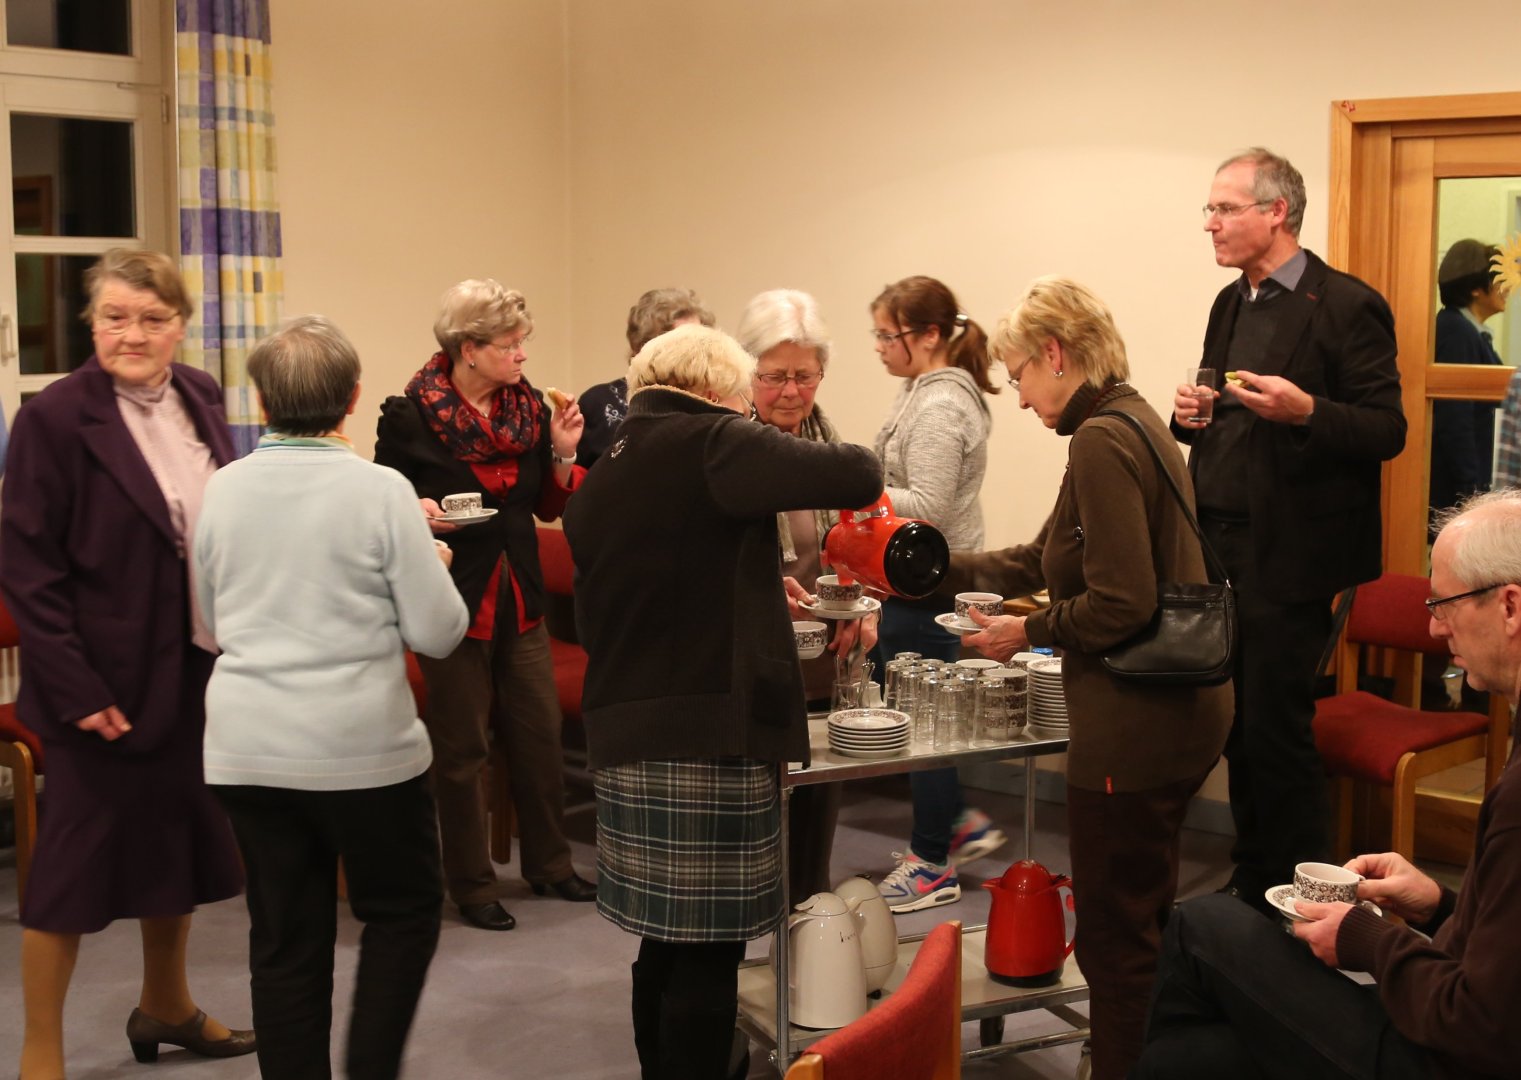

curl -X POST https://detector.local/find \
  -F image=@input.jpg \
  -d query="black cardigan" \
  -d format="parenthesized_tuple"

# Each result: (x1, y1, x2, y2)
(374, 392, 555, 623)
(563, 388, 882, 769)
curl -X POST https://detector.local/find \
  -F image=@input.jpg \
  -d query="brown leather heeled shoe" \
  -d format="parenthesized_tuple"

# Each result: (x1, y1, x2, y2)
(125, 1008, 257, 1063)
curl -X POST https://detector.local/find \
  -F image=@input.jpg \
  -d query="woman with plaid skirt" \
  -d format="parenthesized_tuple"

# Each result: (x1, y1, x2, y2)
(563, 325, 882, 1079)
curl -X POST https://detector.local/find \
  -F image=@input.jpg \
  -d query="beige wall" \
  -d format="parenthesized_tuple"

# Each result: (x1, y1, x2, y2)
(273, 0, 1518, 804)
(270, 0, 570, 450)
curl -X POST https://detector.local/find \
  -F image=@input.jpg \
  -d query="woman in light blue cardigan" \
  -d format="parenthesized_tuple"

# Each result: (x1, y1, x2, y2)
(194, 315, 468, 1080)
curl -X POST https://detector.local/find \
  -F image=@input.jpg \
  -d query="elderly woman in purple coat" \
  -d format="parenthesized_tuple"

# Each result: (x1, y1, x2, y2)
(0, 250, 252, 1078)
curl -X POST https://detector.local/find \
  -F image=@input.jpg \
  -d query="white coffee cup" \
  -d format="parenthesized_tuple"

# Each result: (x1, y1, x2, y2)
(441, 492, 483, 516)
(1292, 861, 1362, 904)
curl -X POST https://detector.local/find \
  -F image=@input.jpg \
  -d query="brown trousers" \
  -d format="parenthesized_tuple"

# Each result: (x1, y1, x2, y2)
(1066, 769, 1209, 1080)
(417, 619, 574, 904)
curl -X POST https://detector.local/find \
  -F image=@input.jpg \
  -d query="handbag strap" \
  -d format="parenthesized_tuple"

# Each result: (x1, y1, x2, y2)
(1096, 409, 1231, 587)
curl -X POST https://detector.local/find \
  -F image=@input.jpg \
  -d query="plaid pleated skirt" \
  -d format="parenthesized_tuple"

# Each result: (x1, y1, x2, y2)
(594, 756, 782, 943)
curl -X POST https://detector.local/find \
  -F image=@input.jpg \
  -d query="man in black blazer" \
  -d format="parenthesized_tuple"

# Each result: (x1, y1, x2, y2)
(1172, 148, 1406, 911)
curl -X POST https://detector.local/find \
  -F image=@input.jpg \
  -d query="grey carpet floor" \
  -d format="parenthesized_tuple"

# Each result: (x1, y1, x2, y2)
(0, 775, 1241, 1078)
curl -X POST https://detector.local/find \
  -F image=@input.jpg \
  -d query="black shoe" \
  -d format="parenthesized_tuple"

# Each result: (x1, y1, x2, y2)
(458, 901, 517, 930)
(531, 872, 597, 902)
(126, 1008, 257, 1063)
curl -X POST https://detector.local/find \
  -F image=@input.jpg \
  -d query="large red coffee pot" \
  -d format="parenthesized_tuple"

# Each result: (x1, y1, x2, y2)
(983, 859, 1076, 987)
(822, 494, 949, 599)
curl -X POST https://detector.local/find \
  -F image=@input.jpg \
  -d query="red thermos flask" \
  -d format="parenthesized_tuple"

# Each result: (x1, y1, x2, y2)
(821, 494, 949, 599)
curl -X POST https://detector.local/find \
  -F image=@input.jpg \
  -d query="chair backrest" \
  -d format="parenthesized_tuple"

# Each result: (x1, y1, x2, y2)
(0, 590, 20, 651)
(1345, 573, 1442, 654)
(785, 920, 962, 1080)
(537, 525, 575, 598)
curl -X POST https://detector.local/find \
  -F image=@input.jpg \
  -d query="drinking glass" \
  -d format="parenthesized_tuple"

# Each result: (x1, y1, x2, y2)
(832, 679, 862, 712)
(933, 679, 971, 751)
(1185, 367, 1216, 426)
(913, 674, 941, 743)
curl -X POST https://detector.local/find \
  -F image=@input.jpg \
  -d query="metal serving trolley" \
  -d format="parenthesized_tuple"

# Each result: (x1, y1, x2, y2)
(735, 715, 1090, 1072)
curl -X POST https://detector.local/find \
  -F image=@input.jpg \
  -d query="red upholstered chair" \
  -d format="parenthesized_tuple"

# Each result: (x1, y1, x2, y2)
(784, 920, 962, 1080)
(1313, 573, 1511, 861)
(0, 593, 42, 903)
(535, 526, 590, 771)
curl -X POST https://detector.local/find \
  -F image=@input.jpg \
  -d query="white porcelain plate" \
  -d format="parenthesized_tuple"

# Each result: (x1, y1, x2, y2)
(798, 596, 882, 621)
(828, 709, 910, 731)
(1264, 884, 1381, 922)
(436, 508, 499, 527)
(829, 743, 910, 760)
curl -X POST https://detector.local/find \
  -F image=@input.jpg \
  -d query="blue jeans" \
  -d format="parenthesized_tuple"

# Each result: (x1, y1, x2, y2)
(873, 597, 964, 864)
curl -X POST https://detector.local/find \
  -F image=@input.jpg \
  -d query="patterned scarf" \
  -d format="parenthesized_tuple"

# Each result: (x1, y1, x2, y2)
(405, 351, 543, 462)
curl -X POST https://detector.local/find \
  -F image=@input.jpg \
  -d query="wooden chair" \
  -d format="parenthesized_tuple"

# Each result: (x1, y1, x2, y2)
(0, 591, 41, 903)
(1313, 573, 1511, 860)
(784, 920, 962, 1080)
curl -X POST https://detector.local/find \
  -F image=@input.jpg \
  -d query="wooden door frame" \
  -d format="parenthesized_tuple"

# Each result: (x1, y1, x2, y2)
(1328, 91, 1521, 577)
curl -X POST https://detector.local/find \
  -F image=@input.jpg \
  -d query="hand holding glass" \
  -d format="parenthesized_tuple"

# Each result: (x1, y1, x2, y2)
(1185, 367, 1216, 426)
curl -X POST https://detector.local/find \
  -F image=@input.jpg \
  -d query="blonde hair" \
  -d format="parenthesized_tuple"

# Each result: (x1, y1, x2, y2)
(82, 248, 193, 321)
(433, 279, 532, 362)
(990, 276, 1129, 388)
(628, 324, 755, 399)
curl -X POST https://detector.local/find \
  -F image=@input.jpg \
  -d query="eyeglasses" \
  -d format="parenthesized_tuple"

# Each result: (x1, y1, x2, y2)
(486, 336, 528, 356)
(1424, 583, 1504, 621)
(94, 309, 180, 336)
(1202, 201, 1271, 220)
(871, 328, 918, 346)
(747, 399, 760, 421)
(753, 371, 823, 389)
(1005, 355, 1035, 390)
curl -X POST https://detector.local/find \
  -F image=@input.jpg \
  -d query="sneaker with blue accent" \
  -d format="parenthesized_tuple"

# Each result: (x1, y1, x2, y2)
(877, 851, 960, 913)
(948, 808, 1007, 867)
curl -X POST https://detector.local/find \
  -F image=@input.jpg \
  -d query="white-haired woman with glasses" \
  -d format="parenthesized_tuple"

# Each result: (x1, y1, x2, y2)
(736, 288, 875, 903)
(564, 324, 882, 1079)
(196, 315, 469, 1079)
(374, 279, 597, 935)
(1, 249, 252, 1077)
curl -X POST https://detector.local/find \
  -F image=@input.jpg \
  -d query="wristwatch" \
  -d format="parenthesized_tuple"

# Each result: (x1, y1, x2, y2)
(552, 450, 576, 466)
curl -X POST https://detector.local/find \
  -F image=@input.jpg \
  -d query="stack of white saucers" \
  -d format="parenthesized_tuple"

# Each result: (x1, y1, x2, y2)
(1025, 658, 1068, 731)
(827, 708, 911, 759)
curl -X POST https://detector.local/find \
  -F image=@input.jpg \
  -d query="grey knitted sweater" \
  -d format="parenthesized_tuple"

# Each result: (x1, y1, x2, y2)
(872, 366, 992, 552)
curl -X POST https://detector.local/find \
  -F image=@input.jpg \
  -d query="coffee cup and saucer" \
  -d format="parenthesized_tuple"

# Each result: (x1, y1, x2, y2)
(798, 575, 881, 621)
(437, 492, 499, 527)
(934, 592, 1004, 636)
(1264, 862, 1382, 922)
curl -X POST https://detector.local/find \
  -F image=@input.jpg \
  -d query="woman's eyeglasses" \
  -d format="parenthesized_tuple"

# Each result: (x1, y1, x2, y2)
(753, 371, 822, 389)
(94, 310, 180, 336)
(870, 328, 918, 346)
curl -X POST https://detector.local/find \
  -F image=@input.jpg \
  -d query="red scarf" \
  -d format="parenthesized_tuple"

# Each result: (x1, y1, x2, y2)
(405, 351, 543, 462)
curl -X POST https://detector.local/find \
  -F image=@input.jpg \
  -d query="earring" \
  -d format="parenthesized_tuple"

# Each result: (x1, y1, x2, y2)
(468, 361, 477, 369)
(1054, 369, 1064, 378)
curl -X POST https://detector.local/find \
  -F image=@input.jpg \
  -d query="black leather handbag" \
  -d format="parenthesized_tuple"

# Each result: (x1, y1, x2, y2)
(1095, 410, 1236, 687)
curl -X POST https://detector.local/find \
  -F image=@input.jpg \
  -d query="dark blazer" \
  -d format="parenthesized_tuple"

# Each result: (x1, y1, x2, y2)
(0, 358, 235, 756)
(1171, 250, 1406, 603)
(374, 391, 561, 623)
(1429, 305, 1501, 513)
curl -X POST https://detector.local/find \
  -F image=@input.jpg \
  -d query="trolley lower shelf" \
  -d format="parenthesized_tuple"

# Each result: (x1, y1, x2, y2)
(736, 924, 1089, 1066)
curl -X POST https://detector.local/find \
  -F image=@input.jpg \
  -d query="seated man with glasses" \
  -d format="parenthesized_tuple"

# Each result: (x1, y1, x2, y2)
(1134, 487, 1521, 1080)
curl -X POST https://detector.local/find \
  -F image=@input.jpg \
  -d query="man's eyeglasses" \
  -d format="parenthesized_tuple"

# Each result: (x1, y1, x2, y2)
(1202, 201, 1271, 221)
(94, 310, 180, 336)
(871, 328, 918, 346)
(1005, 355, 1035, 390)
(754, 371, 823, 389)
(1425, 584, 1504, 621)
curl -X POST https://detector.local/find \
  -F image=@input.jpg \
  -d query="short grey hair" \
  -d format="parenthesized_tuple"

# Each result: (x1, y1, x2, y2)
(628, 324, 755, 399)
(248, 315, 361, 437)
(433, 279, 532, 362)
(735, 289, 832, 369)
(1435, 488, 1521, 590)
(1218, 147, 1307, 237)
